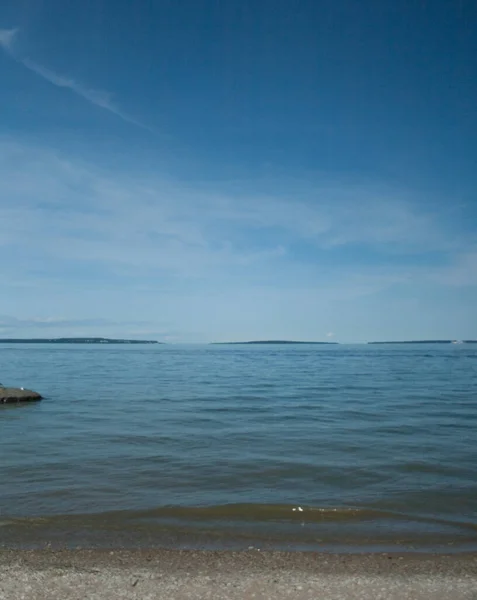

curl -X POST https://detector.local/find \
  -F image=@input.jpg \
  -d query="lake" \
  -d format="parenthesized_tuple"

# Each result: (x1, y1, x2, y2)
(1, 343, 476, 552)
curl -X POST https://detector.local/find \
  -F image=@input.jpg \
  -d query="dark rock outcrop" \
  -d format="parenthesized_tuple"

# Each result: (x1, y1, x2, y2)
(0, 387, 42, 403)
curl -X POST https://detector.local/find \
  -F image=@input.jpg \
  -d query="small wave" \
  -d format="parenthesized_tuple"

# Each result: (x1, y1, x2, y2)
(6, 502, 476, 529)
(0, 504, 388, 527)
(3, 503, 477, 552)
(130, 504, 382, 523)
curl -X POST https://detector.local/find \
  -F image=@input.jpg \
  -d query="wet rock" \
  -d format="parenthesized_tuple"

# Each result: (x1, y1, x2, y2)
(0, 387, 42, 403)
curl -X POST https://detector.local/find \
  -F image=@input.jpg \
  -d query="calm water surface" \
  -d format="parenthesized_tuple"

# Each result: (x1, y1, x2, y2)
(1, 343, 476, 552)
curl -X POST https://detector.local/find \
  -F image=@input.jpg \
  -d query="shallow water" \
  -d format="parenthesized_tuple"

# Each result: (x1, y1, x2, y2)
(1, 343, 476, 551)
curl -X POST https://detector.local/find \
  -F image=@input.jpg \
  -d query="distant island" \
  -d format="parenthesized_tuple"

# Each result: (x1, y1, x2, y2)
(212, 340, 338, 345)
(368, 340, 477, 344)
(0, 337, 160, 344)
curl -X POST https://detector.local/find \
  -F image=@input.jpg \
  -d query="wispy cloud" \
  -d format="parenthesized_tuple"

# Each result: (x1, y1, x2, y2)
(210, 183, 452, 253)
(1, 137, 476, 341)
(0, 138, 474, 286)
(0, 28, 150, 131)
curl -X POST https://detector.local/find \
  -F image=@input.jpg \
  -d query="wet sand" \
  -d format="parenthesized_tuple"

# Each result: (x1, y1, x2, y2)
(1, 549, 476, 599)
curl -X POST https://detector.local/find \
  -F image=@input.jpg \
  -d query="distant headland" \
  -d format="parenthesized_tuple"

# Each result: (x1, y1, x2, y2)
(0, 337, 160, 344)
(368, 340, 476, 344)
(212, 340, 339, 345)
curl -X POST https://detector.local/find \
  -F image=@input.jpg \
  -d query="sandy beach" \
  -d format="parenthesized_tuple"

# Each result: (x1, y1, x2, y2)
(1, 549, 476, 599)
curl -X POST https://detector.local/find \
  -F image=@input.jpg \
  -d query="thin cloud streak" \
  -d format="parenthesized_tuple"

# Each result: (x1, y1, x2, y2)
(0, 28, 151, 131)
(21, 59, 151, 131)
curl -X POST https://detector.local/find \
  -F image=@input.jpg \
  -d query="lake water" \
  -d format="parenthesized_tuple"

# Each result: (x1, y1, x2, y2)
(1, 343, 476, 552)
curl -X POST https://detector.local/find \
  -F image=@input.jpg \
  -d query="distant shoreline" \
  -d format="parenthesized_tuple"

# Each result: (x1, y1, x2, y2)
(211, 340, 339, 345)
(1, 338, 475, 345)
(0, 337, 160, 344)
(368, 340, 477, 344)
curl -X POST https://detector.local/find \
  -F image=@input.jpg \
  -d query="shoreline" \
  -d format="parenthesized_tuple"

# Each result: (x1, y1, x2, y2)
(3, 547, 477, 571)
(3, 509, 477, 555)
(3, 524, 476, 555)
(1, 549, 476, 599)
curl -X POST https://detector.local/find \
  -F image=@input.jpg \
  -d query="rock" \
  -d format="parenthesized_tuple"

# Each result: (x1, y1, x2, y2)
(0, 387, 42, 403)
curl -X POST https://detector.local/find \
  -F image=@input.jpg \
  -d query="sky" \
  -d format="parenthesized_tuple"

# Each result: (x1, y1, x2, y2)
(0, 0, 476, 343)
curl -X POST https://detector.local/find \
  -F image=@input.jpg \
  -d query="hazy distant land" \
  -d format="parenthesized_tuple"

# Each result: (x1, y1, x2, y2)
(2, 338, 475, 345)
(212, 340, 339, 345)
(368, 340, 476, 344)
(0, 337, 160, 344)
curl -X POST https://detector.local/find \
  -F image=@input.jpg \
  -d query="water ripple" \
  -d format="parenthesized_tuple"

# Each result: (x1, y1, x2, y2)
(1, 342, 477, 550)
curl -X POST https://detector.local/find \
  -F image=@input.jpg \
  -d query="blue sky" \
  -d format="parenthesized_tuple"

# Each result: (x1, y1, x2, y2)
(1, 0, 476, 342)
